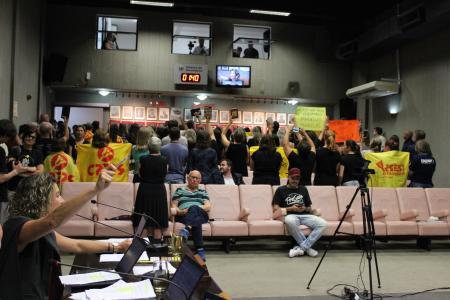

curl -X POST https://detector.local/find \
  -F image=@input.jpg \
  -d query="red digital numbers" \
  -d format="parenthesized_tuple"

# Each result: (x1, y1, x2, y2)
(181, 73, 201, 83)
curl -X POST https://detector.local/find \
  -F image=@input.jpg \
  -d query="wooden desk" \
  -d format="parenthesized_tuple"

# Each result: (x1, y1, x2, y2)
(66, 245, 228, 300)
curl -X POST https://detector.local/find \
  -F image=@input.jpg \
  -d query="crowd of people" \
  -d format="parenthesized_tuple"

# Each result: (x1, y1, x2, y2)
(0, 112, 437, 296)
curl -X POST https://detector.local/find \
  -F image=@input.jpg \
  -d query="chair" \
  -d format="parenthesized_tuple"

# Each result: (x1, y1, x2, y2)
(370, 188, 418, 236)
(240, 185, 284, 236)
(336, 187, 387, 236)
(307, 186, 353, 236)
(169, 184, 211, 237)
(425, 188, 450, 231)
(396, 188, 449, 236)
(56, 182, 96, 237)
(206, 185, 248, 237)
(95, 182, 134, 237)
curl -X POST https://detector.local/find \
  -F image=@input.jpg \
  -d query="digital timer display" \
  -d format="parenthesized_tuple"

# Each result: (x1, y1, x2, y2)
(181, 73, 201, 83)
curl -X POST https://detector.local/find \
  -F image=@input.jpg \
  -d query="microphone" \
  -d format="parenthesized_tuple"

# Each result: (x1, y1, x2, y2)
(74, 214, 146, 240)
(90, 200, 169, 255)
(50, 259, 188, 300)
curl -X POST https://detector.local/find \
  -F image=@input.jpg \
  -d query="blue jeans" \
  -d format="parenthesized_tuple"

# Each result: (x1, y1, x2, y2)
(284, 214, 327, 251)
(165, 178, 185, 184)
(175, 205, 209, 249)
(409, 182, 433, 188)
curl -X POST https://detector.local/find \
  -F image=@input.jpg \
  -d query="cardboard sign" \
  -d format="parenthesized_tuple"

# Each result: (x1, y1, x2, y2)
(328, 120, 361, 143)
(295, 106, 326, 131)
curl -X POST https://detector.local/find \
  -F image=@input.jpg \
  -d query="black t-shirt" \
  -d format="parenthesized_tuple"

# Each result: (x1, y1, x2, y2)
(226, 143, 248, 177)
(288, 151, 315, 186)
(272, 185, 312, 215)
(0, 147, 8, 202)
(8, 147, 43, 191)
(251, 148, 282, 185)
(68, 137, 89, 162)
(341, 153, 365, 183)
(410, 153, 436, 185)
(314, 147, 341, 186)
(35, 137, 54, 159)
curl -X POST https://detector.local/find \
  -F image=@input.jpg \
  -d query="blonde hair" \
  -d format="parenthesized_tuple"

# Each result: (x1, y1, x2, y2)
(136, 126, 154, 150)
(324, 130, 338, 151)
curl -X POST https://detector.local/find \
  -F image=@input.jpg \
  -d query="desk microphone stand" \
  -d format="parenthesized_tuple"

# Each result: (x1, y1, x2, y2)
(307, 167, 381, 300)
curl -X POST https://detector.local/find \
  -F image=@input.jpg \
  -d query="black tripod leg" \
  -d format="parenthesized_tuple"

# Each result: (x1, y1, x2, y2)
(307, 187, 360, 289)
(365, 193, 382, 289)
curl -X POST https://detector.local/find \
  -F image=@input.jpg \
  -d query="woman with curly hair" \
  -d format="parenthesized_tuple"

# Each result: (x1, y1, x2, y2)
(0, 166, 131, 299)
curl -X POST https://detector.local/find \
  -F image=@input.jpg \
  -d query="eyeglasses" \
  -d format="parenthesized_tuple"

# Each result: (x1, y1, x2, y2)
(189, 176, 201, 180)
(25, 135, 37, 140)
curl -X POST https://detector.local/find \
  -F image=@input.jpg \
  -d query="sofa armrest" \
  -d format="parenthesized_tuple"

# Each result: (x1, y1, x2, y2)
(239, 208, 250, 222)
(273, 208, 286, 221)
(431, 209, 449, 219)
(372, 209, 388, 220)
(170, 207, 178, 217)
(400, 209, 418, 221)
(339, 209, 354, 221)
(90, 204, 98, 221)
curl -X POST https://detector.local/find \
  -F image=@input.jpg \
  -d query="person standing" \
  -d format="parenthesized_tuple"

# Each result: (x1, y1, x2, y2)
(250, 134, 281, 185)
(409, 140, 436, 188)
(132, 137, 168, 240)
(161, 127, 188, 184)
(338, 140, 365, 186)
(272, 168, 327, 258)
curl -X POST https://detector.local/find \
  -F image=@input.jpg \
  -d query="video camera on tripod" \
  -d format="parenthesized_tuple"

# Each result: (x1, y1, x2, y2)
(357, 159, 375, 186)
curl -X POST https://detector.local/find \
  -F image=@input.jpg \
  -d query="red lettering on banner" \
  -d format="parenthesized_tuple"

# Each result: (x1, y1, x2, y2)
(375, 160, 405, 176)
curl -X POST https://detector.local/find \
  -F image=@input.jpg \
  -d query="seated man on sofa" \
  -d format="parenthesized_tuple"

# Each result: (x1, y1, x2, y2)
(272, 168, 327, 258)
(171, 170, 211, 261)
(217, 159, 244, 185)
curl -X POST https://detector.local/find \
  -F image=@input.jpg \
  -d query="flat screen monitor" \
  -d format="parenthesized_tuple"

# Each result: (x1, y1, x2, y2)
(216, 65, 251, 88)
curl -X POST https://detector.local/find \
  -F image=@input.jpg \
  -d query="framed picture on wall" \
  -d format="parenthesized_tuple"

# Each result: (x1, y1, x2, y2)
(146, 107, 158, 121)
(184, 108, 193, 121)
(265, 112, 276, 123)
(122, 106, 133, 119)
(242, 111, 253, 124)
(276, 113, 287, 125)
(135, 107, 145, 120)
(253, 112, 265, 124)
(232, 111, 242, 124)
(170, 107, 183, 123)
(210, 110, 218, 123)
(288, 113, 296, 125)
(110, 106, 120, 119)
(219, 110, 230, 123)
(158, 107, 170, 121)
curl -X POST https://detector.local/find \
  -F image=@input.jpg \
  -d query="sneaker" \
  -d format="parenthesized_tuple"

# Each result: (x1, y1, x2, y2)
(179, 228, 190, 240)
(196, 248, 206, 262)
(306, 248, 318, 257)
(288, 246, 304, 258)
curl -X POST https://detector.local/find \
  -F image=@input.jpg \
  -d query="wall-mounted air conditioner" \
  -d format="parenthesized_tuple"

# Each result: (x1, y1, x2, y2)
(346, 80, 399, 99)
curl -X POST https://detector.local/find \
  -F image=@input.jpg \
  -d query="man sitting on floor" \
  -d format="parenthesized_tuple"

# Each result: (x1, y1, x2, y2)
(272, 168, 327, 257)
(171, 170, 211, 261)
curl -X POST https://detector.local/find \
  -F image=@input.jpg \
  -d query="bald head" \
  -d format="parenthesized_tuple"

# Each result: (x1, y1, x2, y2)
(187, 170, 202, 189)
(39, 122, 53, 137)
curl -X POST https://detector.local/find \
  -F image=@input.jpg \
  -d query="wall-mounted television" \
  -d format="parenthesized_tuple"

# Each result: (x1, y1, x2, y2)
(216, 65, 251, 88)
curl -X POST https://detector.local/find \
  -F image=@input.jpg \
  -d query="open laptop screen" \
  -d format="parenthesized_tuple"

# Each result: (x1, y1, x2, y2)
(164, 255, 206, 300)
(115, 237, 147, 274)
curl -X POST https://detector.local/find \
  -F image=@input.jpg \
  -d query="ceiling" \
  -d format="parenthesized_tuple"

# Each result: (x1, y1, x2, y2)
(49, 0, 408, 42)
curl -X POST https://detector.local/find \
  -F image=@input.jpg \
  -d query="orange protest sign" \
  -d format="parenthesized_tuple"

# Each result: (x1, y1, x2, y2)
(328, 120, 361, 143)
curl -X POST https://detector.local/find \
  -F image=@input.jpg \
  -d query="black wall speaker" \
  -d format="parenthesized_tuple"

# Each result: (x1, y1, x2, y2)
(339, 98, 357, 120)
(43, 53, 68, 84)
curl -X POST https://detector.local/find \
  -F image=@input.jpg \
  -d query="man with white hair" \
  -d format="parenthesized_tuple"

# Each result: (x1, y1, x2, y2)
(171, 170, 211, 261)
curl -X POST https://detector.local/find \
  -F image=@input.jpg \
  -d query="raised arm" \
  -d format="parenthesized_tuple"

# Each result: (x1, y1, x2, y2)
(221, 119, 232, 149)
(283, 126, 293, 157)
(205, 117, 215, 141)
(318, 116, 329, 143)
(300, 128, 316, 154)
(17, 166, 116, 252)
(62, 116, 70, 142)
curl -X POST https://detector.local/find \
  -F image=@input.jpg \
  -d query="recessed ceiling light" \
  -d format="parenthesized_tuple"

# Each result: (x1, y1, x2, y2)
(193, 101, 200, 105)
(196, 94, 207, 101)
(250, 9, 290, 17)
(130, 0, 174, 7)
(98, 90, 110, 96)
(287, 99, 298, 105)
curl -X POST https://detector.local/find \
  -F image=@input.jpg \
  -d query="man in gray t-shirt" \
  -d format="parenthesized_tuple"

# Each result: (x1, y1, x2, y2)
(161, 120, 188, 147)
(161, 127, 188, 183)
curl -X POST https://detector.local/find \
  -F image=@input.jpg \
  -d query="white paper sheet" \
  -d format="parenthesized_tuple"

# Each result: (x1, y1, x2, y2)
(132, 261, 176, 275)
(59, 271, 121, 286)
(99, 252, 149, 263)
(84, 279, 156, 300)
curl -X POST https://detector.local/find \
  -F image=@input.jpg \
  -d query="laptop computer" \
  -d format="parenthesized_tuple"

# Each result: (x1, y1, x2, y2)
(163, 255, 206, 300)
(115, 236, 148, 274)
(135, 215, 147, 237)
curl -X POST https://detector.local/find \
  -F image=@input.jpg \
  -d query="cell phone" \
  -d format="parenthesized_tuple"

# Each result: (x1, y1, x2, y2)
(292, 127, 299, 133)
(61, 106, 70, 119)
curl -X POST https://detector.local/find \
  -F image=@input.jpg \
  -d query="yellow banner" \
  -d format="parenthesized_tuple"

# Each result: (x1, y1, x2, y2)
(249, 146, 298, 179)
(44, 151, 80, 185)
(76, 143, 131, 182)
(365, 151, 410, 187)
(295, 106, 326, 131)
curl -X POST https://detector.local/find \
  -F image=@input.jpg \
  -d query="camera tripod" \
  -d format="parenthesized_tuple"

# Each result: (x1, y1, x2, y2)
(307, 182, 381, 300)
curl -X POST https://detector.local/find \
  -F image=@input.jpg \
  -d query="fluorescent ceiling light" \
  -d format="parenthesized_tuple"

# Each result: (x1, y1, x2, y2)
(193, 101, 200, 105)
(250, 9, 290, 17)
(98, 90, 110, 96)
(130, 0, 174, 7)
(287, 99, 298, 105)
(196, 94, 207, 101)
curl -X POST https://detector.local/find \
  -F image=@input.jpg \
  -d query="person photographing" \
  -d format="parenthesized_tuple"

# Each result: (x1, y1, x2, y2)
(0, 164, 131, 299)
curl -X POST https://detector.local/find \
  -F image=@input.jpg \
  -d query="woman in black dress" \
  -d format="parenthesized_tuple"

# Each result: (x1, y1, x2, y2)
(314, 132, 341, 186)
(221, 120, 249, 177)
(250, 134, 282, 185)
(133, 137, 168, 240)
